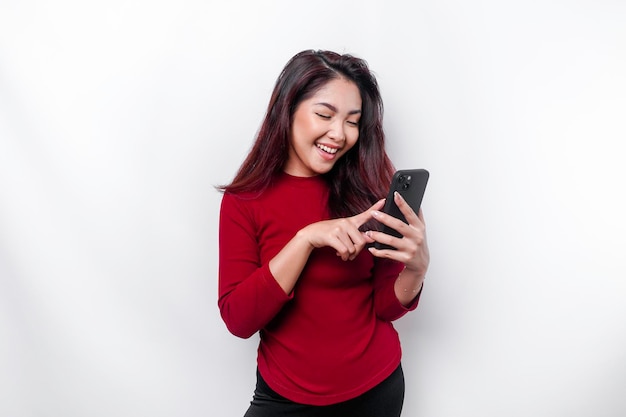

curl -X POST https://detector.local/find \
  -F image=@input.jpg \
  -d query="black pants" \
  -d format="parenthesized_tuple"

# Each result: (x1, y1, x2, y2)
(243, 365, 405, 417)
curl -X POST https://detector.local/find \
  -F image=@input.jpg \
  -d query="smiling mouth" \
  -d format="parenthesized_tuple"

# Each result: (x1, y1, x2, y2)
(316, 144, 338, 154)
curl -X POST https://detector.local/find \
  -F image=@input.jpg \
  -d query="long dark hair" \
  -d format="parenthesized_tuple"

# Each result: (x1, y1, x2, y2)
(220, 49, 396, 219)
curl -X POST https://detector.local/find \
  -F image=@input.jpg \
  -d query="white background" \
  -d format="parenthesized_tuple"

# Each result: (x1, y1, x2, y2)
(1, 1, 625, 416)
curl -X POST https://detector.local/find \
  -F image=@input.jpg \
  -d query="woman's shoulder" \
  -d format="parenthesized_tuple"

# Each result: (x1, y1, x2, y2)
(219, 183, 277, 214)
(219, 190, 263, 218)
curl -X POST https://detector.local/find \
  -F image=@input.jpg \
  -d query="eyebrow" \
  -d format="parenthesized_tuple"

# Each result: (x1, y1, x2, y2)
(314, 102, 361, 115)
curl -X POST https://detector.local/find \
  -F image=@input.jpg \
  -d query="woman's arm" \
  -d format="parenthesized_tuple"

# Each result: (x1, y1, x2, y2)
(269, 198, 385, 294)
(218, 194, 292, 338)
(219, 194, 385, 337)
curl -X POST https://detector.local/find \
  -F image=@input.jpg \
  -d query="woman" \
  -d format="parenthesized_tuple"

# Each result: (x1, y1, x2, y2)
(218, 49, 429, 416)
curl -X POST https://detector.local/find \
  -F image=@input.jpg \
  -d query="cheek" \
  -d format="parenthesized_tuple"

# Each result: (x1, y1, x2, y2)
(294, 117, 318, 140)
(345, 131, 359, 150)
(291, 120, 311, 144)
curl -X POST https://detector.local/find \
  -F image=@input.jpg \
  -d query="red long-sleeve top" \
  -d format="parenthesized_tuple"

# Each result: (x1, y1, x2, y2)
(218, 173, 420, 406)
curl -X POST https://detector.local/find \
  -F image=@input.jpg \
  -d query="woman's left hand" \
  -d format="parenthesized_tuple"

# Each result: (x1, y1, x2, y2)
(366, 191, 430, 277)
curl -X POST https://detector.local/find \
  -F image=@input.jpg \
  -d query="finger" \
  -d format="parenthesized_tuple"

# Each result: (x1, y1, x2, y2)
(336, 228, 364, 260)
(394, 192, 420, 226)
(371, 209, 410, 236)
(332, 236, 352, 261)
(362, 231, 375, 244)
(367, 245, 404, 262)
(346, 228, 369, 260)
(336, 226, 371, 261)
(366, 229, 403, 251)
(350, 199, 385, 228)
(340, 227, 368, 259)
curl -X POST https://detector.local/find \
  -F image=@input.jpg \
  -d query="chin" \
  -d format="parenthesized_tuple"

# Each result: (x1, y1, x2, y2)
(314, 165, 335, 175)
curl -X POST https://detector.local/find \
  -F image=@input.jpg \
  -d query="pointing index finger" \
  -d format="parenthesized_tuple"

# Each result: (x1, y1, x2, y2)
(351, 199, 385, 227)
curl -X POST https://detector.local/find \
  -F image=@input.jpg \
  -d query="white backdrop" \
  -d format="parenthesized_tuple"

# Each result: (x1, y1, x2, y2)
(1, 1, 625, 416)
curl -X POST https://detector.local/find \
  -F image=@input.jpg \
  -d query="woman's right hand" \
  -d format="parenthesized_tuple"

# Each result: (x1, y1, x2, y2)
(297, 199, 385, 261)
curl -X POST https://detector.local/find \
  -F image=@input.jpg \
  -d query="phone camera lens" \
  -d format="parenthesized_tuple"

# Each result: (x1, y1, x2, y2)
(398, 175, 406, 183)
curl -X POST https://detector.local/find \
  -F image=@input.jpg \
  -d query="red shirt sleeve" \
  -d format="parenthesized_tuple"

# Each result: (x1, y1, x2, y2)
(372, 258, 421, 321)
(217, 193, 293, 339)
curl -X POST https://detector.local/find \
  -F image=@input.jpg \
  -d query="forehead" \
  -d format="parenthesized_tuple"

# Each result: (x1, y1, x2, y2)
(308, 78, 362, 108)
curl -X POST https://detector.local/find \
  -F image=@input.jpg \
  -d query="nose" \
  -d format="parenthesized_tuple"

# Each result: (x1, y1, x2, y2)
(327, 119, 346, 143)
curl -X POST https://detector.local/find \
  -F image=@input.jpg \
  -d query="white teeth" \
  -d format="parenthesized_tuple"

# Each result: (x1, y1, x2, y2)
(316, 144, 338, 154)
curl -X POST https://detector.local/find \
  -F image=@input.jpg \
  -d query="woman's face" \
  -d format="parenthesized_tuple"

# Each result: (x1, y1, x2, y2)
(284, 77, 362, 177)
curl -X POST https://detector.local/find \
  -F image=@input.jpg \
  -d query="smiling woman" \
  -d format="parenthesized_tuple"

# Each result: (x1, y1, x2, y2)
(285, 78, 362, 177)
(217, 50, 430, 417)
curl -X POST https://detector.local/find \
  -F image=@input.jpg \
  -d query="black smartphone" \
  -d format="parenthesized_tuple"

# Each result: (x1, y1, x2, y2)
(375, 169, 429, 250)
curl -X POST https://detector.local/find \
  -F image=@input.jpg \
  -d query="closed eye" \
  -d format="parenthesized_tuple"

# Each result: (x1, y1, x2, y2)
(315, 113, 331, 120)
